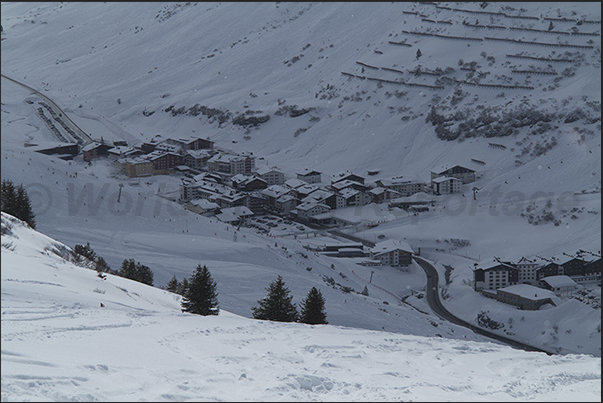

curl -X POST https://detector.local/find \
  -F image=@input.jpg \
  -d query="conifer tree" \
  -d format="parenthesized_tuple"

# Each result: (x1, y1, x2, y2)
(181, 265, 219, 316)
(1, 179, 17, 217)
(166, 275, 180, 293)
(1, 179, 36, 229)
(74, 242, 97, 263)
(15, 184, 35, 229)
(178, 277, 189, 296)
(118, 258, 154, 286)
(95, 256, 112, 273)
(252, 275, 298, 322)
(299, 287, 328, 325)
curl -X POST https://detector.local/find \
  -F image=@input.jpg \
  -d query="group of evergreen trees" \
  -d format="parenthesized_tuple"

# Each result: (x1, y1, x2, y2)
(118, 259, 154, 286)
(176, 267, 327, 325)
(72, 242, 154, 286)
(252, 275, 328, 325)
(70, 240, 325, 325)
(1, 179, 36, 229)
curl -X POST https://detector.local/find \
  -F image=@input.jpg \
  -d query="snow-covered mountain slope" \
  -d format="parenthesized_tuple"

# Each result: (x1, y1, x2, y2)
(1, 212, 601, 402)
(1, 2, 600, 358)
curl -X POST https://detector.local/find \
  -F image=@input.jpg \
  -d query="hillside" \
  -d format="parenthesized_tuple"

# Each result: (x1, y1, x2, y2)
(1, 212, 601, 401)
(1, 2, 600, 359)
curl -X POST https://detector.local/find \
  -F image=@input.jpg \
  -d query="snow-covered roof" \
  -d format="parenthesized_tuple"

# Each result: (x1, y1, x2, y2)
(297, 170, 321, 176)
(338, 188, 360, 198)
(185, 149, 212, 158)
(475, 257, 517, 271)
(296, 201, 330, 212)
(216, 206, 253, 223)
(430, 164, 474, 175)
(332, 180, 360, 191)
(379, 176, 425, 186)
(276, 194, 297, 203)
(284, 178, 307, 189)
(390, 192, 434, 202)
(261, 185, 292, 198)
(188, 199, 220, 210)
(256, 166, 283, 175)
(550, 253, 580, 265)
(371, 239, 413, 255)
(208, 153, 245, 163)
(498, 284, 558, 302)
(297, 183, 320, 194)
(541, 275, 578, 289)
(432, 176, 461, 184)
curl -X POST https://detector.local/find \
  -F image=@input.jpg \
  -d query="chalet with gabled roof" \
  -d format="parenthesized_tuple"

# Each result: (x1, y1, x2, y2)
(370, 239, 414, 267)
(473, 257, 519, 291)
(430, 164, 475, 184)
(297, 170, 322, 184)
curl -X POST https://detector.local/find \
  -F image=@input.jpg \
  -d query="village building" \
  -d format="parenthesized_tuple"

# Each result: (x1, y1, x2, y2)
(302, 189, 338, 210)
(82, 142, 112, 162)
(107, 146, 141, 161)
(368, 187, 402, 204)
(215, 206, 254, 225)
(295, 183, 321, 200)
(207, 153, 255, 176)
(330, 179, 371, 193)
(540, 275, 578, 297)
(236, 175, 268, 192)
(375, 177, 426, 197)
(369, 239, 414, 267)
(473, 258, 519, 291)
(284, 178, 307, 190)
(125, 157, 154, 178)
(185, 199, 221, 215)
(536, 251, 601, 284)
(330, 171, 366, 185)
(256, 166, 285, 186)
(295, 201, 330, 221)
(183, 149, 213, 170)
(261, 185, 296, 213)
(388, 191, 436, 209)
(514, 256, 547, 285)
(338, 187, 372, 207)
(244, 192, 268, 214)
(31, 142, 80, 160)
(432, 176, 462, 195)
(275, 194, 298, 216)
(297, 170, 322, 184)
(148, 151, 184, 174)
(430, 164, 476, 184)
(492, 284, 559, 310)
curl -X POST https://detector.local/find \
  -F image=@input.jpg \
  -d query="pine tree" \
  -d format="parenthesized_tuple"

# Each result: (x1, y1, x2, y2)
(1, 179, 17, 218)
(299, 287, 328, 325)
(166, 275, 180, 293)
(181, 265, 219, 316)
(74, 242, 97, 263)
(1, 179, 36, 229)
(118, 258, 154, 286)
(15, 184, 36, 229)
(252, 275, 298, 322)
(95, 256, 111, 273)
(178, 277, 189, 296)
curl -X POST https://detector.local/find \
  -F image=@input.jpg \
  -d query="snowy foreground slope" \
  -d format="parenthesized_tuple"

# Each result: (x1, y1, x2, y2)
(1, 213, 601, 402)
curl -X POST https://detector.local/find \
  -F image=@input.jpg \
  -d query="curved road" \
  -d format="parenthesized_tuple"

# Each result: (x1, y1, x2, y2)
(1, 73, 93, 146)
(414, 256, 554, 355)
(299, 225, 554, 353)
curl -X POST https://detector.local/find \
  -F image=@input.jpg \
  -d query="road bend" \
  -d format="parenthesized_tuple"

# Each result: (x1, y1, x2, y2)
(1, 73, 93, 146)
(414, 256, 554, 355)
